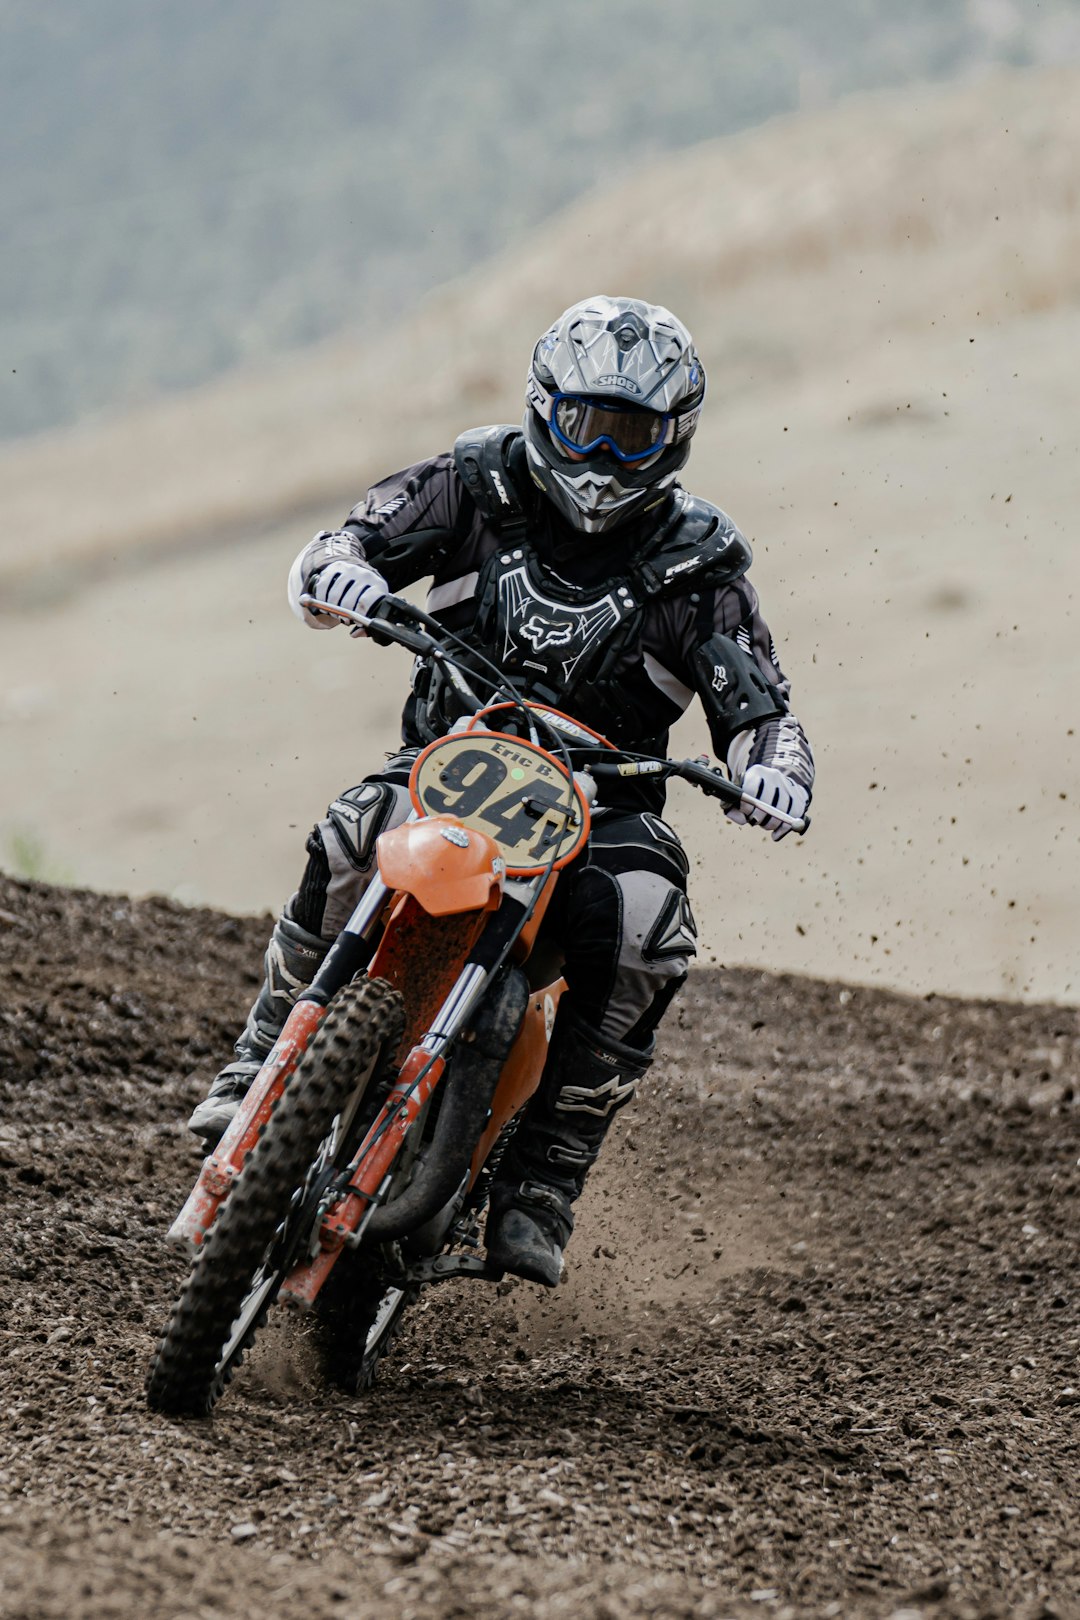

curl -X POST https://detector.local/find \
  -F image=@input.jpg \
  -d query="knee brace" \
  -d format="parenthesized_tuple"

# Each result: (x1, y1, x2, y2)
(324, 781, 404, 873)
(296, 779, 412, 940)
(561, 862, 697, 1044)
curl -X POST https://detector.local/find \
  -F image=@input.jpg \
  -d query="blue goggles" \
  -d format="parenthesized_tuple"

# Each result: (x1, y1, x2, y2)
(548, 393, 674, 464)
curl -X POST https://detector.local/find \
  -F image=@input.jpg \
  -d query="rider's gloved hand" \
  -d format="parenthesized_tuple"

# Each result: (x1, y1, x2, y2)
(725, 765, 808, 841)
(307, 547, 389, 636)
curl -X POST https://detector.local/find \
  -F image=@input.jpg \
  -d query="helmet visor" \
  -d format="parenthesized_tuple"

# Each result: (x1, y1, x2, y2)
(550, 393, 673, 464)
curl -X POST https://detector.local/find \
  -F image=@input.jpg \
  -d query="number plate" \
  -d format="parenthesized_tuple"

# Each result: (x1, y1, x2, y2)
(410, 732, 589, 876)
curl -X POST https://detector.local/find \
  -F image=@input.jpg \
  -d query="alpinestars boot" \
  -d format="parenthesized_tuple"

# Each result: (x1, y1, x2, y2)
(485, 1013, 653, 1287)
(187, 905, 329, 1147)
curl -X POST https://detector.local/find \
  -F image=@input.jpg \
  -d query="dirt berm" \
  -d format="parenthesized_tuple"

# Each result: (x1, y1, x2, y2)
(0, 873, 1076, 1620)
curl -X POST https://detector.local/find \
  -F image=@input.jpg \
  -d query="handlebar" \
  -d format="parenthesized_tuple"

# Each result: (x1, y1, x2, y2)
(297, 593, 809, 835)
(582, 755, 809, 834)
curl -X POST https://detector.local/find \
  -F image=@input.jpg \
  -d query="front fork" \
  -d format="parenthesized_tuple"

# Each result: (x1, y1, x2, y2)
(167, 875, 396, 1251)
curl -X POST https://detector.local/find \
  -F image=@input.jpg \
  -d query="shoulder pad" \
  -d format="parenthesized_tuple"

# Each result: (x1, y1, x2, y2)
(453, 424, 529, 528)
(633, 492, 753, 599)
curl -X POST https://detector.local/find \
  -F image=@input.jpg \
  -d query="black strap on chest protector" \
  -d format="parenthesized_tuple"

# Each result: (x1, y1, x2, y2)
(453, 424, 530, 546)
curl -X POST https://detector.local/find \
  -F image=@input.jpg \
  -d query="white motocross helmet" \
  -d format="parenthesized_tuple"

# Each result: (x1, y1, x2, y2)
(523, 295, 706, 536)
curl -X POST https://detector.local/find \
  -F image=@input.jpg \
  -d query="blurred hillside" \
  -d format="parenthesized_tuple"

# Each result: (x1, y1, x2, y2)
(2, 67, 1078, 1005)
(4, 0, 1080, 439)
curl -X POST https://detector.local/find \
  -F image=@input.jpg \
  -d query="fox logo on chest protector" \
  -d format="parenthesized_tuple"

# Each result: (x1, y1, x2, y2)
(495, 556, 635, 688)
(520, 614, 575, 651)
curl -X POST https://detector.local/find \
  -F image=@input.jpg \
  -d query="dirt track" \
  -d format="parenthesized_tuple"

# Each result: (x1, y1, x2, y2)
(0, 872, 1077, 1619)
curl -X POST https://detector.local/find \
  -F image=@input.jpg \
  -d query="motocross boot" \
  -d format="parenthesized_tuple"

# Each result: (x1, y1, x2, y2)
(485, 1012, 652, 1287)
(187, 904, 329, 1147)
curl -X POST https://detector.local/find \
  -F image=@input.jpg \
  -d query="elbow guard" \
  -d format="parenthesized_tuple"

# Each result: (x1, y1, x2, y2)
(692, 633, 786, 751)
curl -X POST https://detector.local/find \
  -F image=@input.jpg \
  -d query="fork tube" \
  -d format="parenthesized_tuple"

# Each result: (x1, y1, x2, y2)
(420, 888, 531, 1054)
(296, 875, 392, 1008)
(423, 963, 490, 1055)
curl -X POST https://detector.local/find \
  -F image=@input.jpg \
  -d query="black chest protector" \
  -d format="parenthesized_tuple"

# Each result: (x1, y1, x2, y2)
(448, 425, 754, 726)
(475, 545, 641, 709)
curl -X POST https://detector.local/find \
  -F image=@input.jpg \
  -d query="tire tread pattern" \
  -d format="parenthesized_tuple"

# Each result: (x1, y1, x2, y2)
(146, 976, 404, 1417)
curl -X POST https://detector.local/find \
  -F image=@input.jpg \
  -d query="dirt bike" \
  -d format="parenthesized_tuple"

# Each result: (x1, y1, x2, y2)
(146, 596, 808, 1417)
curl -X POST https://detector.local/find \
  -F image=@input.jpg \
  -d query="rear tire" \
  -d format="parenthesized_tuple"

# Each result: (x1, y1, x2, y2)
(146, 976, 404, 1417)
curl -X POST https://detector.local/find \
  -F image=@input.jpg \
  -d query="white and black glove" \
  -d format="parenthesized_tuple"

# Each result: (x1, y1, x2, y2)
(309, 557, 388, 619)
(726, 765, 809, 841)
(288, 530, 389, 633)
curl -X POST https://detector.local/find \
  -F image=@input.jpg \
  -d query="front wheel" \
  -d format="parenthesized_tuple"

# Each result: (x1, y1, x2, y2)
(146, 975, 404, 1417)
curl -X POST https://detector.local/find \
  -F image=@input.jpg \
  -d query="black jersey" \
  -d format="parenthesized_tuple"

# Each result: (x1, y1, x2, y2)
(294, 427, 814, 810)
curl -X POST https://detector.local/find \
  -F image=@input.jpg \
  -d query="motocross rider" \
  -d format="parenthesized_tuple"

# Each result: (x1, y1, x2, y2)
(189, 295, 815, 1288)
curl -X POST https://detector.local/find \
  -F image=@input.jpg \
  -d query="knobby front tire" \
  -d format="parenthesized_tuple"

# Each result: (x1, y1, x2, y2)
(146, 976, 404, 1417)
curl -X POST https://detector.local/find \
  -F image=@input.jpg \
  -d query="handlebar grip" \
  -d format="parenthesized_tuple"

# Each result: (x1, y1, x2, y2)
(689, 760, 810, 833)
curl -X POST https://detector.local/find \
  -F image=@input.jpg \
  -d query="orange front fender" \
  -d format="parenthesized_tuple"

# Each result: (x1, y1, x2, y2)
(376, 816, 504, 916)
